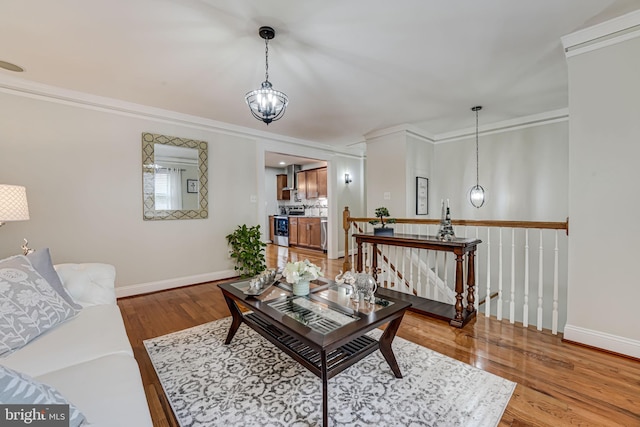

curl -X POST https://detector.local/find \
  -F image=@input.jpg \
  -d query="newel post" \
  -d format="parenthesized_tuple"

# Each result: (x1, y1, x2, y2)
(343, 207, 351, 272)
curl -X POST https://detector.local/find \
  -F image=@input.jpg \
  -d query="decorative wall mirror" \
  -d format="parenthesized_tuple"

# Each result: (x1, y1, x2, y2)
(142, 132, 208, 220)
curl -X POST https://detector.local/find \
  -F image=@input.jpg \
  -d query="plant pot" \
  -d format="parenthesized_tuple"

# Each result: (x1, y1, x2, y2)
(374, 227, 394, 236)
(292, 279, 311, 296)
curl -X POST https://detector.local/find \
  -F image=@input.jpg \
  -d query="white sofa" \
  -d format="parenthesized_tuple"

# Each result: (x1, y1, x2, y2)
(1, 263, 153, 427)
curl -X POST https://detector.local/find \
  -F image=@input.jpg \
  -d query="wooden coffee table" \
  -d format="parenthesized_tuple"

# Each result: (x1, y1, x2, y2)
(219, 278, 411, 426)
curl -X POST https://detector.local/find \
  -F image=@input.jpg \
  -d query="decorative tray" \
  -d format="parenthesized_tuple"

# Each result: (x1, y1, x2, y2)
(243, 274, 283, 296)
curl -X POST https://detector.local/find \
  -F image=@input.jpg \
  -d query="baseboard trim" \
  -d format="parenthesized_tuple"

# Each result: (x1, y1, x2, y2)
(562, 324, 640, 359)
(115, 269, 238, 298)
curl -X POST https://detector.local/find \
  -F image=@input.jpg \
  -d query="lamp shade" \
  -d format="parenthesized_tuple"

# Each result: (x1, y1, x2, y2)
(0, 185, 30, 222)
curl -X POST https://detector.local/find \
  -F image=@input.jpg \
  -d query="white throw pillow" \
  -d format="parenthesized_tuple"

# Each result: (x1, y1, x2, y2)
(0, 364, 87, 426)
(0, 255, 79, 356)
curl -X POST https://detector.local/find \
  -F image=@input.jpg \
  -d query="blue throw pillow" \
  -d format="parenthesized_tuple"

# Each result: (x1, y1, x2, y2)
(27, 248, 82, 310)
(0, 364, 87, 426)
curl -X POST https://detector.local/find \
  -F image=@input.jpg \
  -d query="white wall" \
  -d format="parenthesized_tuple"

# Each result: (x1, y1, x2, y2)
(0, 91, 261, 292)
(365, 132, 408, 217)
(406, 134, 435, 218)
(433, 122, 569, 221)
(565, 34, 640, 357)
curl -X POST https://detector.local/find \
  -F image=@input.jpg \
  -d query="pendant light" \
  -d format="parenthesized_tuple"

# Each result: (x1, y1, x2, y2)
(245, 26, 289, 125)
(469, 106, 485, 208)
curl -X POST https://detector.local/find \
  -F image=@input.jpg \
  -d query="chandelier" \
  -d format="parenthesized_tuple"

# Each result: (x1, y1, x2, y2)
(469, 106, 485, 208)
(245, 26, 289, 125)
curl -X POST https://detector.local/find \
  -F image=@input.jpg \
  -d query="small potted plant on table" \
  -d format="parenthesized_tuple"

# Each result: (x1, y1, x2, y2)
(369, 207, 396, 236)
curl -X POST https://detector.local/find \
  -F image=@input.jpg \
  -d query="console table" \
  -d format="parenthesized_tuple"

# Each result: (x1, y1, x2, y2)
(353, 233, 481, 327)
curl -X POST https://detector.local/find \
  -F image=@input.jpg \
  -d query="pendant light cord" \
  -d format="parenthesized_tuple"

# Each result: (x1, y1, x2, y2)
(264, 38, 270, 82)
(475, 108, 479, 187)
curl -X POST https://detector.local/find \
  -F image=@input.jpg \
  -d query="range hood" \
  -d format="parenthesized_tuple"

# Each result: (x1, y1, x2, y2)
(284, 164, 302, 190)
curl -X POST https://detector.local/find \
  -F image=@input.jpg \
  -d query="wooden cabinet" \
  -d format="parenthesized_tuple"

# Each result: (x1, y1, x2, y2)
(317, 167, 327, 198)
(288, 217, 298, 246)
(296, 167, 327, 200)
(306, 169, 318, 199)
(276, 174, 290, 200)
(298, 217, 322, 250)
(296, 171, 306, 200)
(268, 216, 275, 242)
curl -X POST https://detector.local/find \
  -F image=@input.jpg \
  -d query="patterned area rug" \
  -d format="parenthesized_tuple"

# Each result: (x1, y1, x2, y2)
(144, 317, 515, 427)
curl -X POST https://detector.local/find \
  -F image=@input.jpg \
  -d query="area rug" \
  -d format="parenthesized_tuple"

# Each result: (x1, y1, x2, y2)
(144, 317, 515, 427)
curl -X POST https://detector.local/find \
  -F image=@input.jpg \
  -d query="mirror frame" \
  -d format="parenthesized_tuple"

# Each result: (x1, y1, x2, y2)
(142, 132, 208, 220)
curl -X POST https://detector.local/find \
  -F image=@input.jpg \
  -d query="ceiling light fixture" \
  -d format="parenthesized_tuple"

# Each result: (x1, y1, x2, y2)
(469, 106, 485, 208)
(245, 26, 288, 125)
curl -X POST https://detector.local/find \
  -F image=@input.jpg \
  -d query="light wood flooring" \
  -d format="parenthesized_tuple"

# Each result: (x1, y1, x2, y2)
(118, 244, 640, 426)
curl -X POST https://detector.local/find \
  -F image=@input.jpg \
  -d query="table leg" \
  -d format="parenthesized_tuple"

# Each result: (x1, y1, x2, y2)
(450, 252, 465, 327)
(378, 313, 405, 378)
(371, 243, 378, 279)
(467, 249, 476, 313)
(222, 294, 244, 345)
(320, 349, 328, 427)
(356, 239, 363, 272)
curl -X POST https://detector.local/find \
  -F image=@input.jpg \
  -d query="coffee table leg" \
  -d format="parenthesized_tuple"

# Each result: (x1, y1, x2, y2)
(223, 295, 243, 345)
(320, 350, 328, 427)
(378, 313, 405, 378)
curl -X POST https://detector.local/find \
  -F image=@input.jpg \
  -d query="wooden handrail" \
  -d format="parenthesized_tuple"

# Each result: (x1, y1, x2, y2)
(346, 216, 569, 231)
(342, 206, 569, 271)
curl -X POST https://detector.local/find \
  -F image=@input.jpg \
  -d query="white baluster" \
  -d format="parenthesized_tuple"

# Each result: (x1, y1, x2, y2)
(417, 248, 423, 298)
(475, 226, 480, 311)
(497, 228, 503, 320)
(443, 252, 449, 301)
(395, 245, 400, 292)
(424, 249, 429, 300)
(537, 229, 544, 331)
(553, 231, 559, 335)
(409, 247, 415, 296)
(510, 228, 515, 324)
(485, 229, 491, 317)
(435, 252, 440, 301)
(523, 229, 530, 328)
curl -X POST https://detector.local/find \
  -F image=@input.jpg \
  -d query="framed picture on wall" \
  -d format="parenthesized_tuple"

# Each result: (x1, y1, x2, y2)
(416, 176, 428, 215)
(187, 179, 198, 194)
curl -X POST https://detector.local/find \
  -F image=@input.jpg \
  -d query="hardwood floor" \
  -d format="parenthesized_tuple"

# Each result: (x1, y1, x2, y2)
(118, 244, 640, 426)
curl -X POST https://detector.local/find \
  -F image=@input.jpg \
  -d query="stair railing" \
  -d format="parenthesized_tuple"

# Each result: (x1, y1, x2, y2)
(342, 207, 569, 334)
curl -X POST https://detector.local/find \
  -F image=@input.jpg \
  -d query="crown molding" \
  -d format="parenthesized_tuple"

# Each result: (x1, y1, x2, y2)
(364, 124, 435, 143)
(562, 9, 640, 58)
(0, 74, 358, 157)
(433, 108, 569, 143)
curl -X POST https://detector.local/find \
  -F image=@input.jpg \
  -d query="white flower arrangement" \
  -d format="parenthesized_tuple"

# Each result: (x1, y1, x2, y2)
(283, 259, 323, 284)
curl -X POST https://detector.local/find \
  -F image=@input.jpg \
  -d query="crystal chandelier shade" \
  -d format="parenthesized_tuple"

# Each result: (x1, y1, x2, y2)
(245, 26, 289, 125)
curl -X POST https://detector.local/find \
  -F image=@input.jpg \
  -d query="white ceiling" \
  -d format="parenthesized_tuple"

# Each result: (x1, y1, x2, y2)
(1, 0, 638, 148)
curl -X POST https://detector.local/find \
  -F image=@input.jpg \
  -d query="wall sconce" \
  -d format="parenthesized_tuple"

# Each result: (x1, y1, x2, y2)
(0, 184, 30, 227)
(344, 173, 352, 184)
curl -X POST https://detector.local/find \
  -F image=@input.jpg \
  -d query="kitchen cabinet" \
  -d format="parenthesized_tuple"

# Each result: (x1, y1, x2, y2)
(268, 215, 275, 242)
(298, 217, 322, 250)
(296, 167, 327, 200)
(288, 217, 298, 246)
(276, 174, 290, 200)
(317, 167, 327, 198)
(296, 170, 306, 199)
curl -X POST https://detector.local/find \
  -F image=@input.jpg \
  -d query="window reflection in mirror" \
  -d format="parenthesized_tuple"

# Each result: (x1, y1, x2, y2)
(142, 133, 208, 220)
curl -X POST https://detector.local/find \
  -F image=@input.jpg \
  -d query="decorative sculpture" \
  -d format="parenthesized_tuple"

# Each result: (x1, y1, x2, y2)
(436, 199, 455, 241)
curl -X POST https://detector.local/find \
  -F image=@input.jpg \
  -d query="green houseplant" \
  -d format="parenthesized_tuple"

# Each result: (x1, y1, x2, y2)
(226, 224, 267, 278)
(369, 207, 396, 236)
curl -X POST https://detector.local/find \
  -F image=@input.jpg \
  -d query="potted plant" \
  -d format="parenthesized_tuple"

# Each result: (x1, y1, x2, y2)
(226, 224, 267, 278)
(369, 207, 396, 236)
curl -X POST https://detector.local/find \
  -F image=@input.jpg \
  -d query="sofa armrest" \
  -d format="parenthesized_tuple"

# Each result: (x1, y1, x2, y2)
(54, 263, 117, 306)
